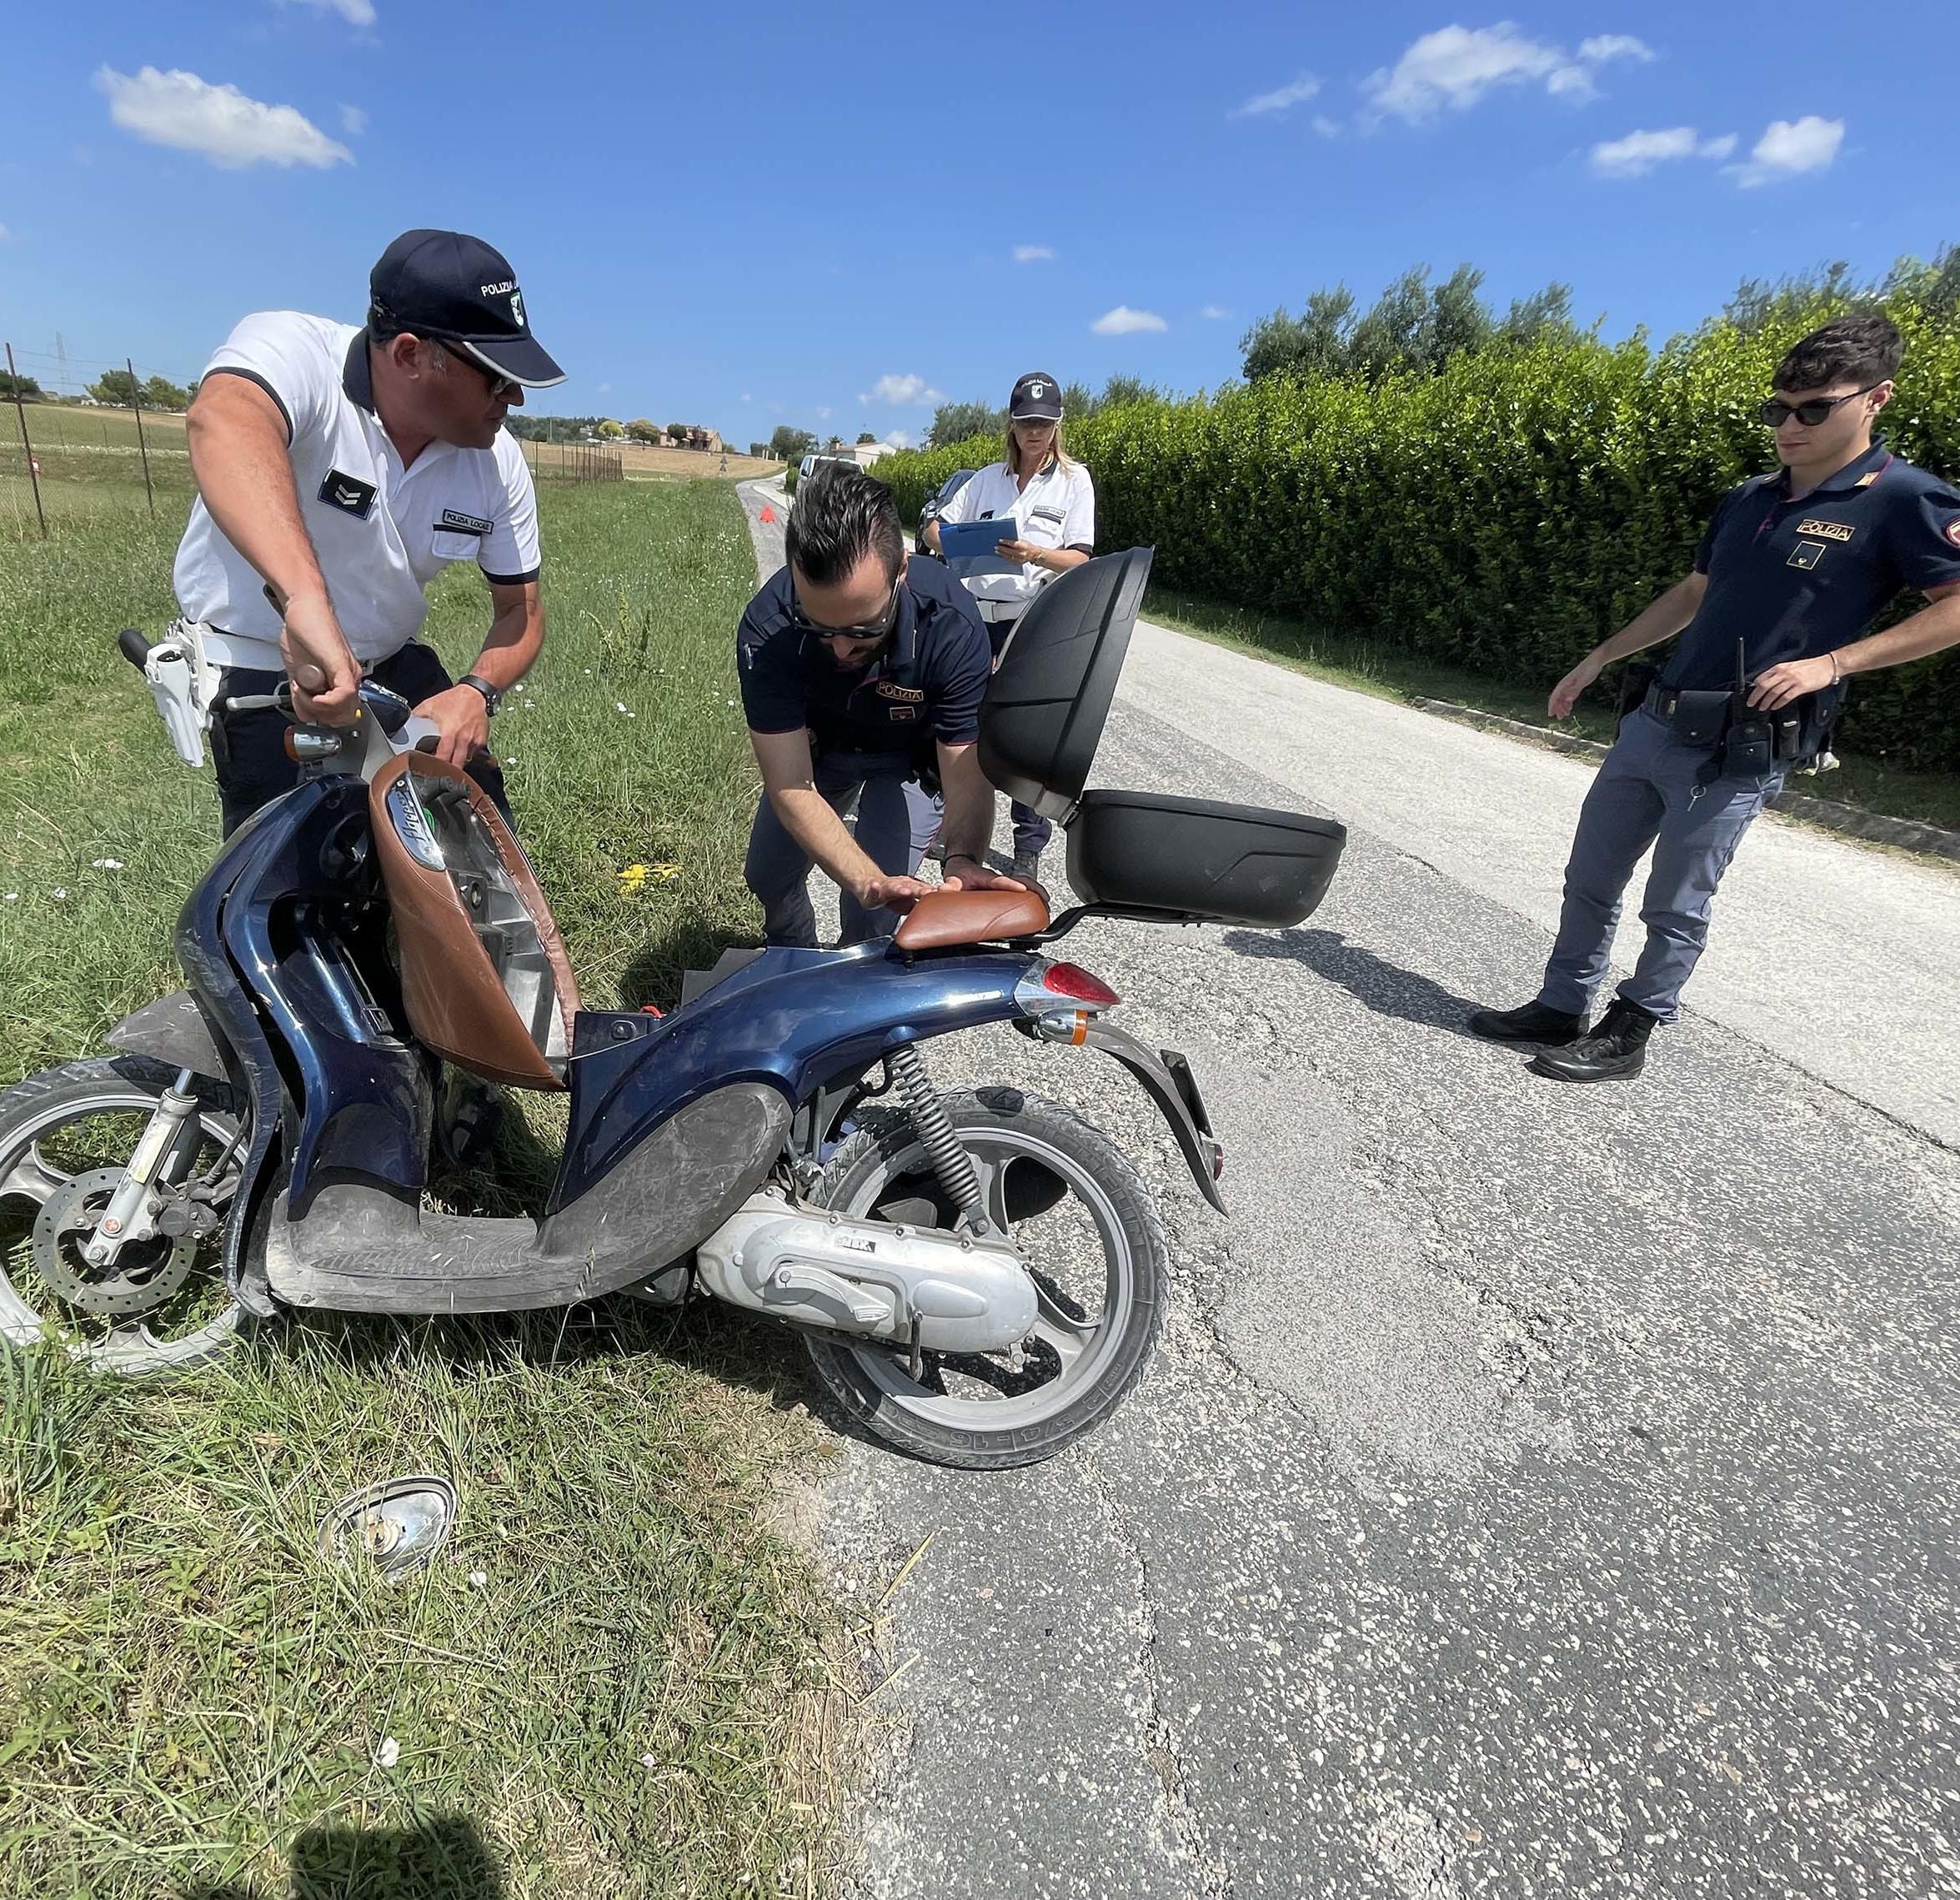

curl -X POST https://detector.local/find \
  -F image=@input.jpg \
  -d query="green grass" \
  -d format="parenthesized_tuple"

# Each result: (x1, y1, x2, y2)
(0, 476, 852, 1896)
(1145, 584, 1960, 837)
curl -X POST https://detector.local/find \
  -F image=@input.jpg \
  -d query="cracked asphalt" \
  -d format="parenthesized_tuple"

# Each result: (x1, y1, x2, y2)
(735, 479, 1960, 1899)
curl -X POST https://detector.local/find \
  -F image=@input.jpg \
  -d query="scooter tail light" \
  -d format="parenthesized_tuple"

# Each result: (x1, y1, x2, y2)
(1039, 962, 1121, 1009)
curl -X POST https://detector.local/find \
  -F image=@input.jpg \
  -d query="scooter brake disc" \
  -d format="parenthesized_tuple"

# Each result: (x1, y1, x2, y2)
(31, 1168, 197, 1316)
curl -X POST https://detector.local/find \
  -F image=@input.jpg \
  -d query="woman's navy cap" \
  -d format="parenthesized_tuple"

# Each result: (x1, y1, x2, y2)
(1009, 372, 1063, 420)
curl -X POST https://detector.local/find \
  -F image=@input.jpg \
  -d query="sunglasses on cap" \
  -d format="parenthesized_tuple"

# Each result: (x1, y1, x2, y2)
(790, 579, 902, 643)
(1757, 383, 1882, 429)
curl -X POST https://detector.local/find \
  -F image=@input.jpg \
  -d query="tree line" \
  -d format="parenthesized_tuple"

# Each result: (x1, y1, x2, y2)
(0, 368, 196, 409)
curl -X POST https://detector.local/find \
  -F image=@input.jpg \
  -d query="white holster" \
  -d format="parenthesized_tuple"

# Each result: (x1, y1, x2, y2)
(143, 620, 225, 769)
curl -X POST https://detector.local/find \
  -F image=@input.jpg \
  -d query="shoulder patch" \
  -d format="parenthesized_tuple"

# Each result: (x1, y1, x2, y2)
(1946, 519, 1960, 549)
(318, 469, 378, 519)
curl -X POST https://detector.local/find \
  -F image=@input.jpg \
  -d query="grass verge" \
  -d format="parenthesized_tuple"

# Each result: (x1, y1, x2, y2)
(0, 478, 850, 1897)
(1144, 584, 1960, 836)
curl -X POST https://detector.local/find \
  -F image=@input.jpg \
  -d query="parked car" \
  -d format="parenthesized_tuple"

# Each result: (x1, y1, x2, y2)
(915, 467, 976, 558)
(785, 450, 859, 497)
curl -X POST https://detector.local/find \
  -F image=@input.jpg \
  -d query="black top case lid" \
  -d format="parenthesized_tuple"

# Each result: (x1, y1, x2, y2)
(976, 546, 1153, 820)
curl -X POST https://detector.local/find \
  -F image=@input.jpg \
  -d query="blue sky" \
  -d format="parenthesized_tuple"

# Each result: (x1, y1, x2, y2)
(2, 1, 1952, 446)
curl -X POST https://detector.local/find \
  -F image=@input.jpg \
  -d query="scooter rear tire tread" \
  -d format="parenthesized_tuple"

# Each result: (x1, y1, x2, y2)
(802, 1088, 1167, 1470)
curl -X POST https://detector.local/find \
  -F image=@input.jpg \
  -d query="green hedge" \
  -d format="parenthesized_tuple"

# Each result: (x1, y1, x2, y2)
(874, 299, 1960, 772)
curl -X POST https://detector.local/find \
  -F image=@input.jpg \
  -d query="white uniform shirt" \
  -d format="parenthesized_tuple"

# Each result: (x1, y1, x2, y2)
(173, 312, 541, 671)
(937, 456, 1095, 609)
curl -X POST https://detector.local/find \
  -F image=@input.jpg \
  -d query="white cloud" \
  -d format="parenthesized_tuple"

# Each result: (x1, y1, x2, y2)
(1090, 306, 1168, 335)
(1311, 114, 1342, 138)
(1590, 125, 1735, 178)
(597, 383, 612, 394)
(1364, 23, 1652, 121)
(816, 405, 832, 420)
(739, 391, 752, 402)
(338, 103, 366, 135)
(96, 66, 352, 168)
(1232, 73, 1321, 118)
(1013, 244, 1055, 263)
(1201, 303, 1230, 320)
(276, 0, 378, 25)
(859, 373, 944, 406)
(886, 429, 913, 449)
(0, 225, 9, 242)
(1728, 115, 1845, 187)
(1578, 34, 1652, 64)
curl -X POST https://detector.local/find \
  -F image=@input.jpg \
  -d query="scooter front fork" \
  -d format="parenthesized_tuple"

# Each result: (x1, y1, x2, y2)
(82, 1068, 203, 1267)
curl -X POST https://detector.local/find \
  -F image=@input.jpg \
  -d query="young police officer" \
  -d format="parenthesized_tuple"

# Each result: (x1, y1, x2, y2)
(1471, 313, 1960, 1082)
(175, 228, 564, 834)
(738, 465, 1031, 946)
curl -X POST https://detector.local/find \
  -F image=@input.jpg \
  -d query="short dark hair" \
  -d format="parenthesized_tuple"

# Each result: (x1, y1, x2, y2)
(785, 465, 904, 586)
(1774, 314, 1903, 393)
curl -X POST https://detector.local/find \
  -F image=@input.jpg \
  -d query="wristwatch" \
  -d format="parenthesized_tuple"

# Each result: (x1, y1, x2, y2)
(459, 673, 502, 717)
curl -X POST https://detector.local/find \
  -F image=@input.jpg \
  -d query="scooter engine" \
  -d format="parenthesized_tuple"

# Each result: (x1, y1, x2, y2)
(694, 1191, 1037, 1351)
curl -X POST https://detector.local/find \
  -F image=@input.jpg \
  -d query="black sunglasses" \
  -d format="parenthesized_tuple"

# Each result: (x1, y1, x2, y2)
(436, 341, 520, 401)
(791, 579, 902, 643)
(1757, 383, 1882, 429)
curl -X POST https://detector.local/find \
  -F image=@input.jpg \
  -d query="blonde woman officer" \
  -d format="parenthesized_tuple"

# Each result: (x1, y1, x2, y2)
(924, 371, 1095, 879)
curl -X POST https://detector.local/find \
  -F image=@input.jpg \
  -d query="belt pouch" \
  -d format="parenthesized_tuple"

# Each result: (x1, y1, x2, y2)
(1667, 689, 1732, 749)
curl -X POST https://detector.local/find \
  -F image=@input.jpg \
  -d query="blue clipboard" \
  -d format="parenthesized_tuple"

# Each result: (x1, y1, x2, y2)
(939, 517, 1017, 560)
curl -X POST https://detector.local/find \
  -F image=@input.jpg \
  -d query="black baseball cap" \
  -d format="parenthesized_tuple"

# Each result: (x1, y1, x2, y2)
(368, 228, 566, 389)
(1009, 372, 1064, 421)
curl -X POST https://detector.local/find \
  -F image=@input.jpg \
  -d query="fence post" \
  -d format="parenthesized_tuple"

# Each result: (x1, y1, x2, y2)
(128, 358, 155, 518)
(5, 342, 48, 538)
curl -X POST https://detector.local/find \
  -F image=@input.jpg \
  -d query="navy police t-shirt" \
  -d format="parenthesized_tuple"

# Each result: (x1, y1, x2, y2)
(1667, 437, 1960, 688)
(737, 554, 992, 758)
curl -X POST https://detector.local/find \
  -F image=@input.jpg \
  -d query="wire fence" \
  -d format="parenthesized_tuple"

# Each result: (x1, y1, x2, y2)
(1, 338, 202, 539)
(520, 441, 624, 483)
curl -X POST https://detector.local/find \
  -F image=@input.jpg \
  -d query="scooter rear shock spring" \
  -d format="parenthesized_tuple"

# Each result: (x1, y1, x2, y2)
(886, 1043, 984, 1226)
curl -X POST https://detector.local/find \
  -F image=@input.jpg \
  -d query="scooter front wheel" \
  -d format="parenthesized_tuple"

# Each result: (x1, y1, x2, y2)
(803, 1087, 1167, 1470)
(0, 1057, 248, 1378)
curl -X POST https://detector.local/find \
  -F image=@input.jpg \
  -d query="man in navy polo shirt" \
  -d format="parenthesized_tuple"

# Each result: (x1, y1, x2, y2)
(1470, 313, 1960, 1082)
(738, 465, 1031, 946)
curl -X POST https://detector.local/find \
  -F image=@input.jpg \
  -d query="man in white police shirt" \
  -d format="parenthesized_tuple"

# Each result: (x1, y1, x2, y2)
(175, 228, 563, 834)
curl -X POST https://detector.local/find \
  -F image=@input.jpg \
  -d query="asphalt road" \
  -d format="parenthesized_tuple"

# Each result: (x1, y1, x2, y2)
(735, 479, 1960, 1900)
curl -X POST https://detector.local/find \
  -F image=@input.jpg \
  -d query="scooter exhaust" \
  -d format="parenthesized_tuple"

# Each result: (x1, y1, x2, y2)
(694, 1191, 1037, 1352)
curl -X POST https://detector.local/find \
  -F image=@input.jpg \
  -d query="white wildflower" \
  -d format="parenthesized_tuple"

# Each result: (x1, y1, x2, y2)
(91, 858, 125, 870)
(374, 1737, 401, 1768)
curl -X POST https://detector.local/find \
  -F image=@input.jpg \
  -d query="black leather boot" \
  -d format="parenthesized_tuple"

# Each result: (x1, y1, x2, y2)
(1466, 1000, 1588, 1045)
(1529, 998, 1657, 1083)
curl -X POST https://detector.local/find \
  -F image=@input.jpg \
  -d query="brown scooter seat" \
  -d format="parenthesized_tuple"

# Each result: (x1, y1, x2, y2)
(894, 885, 1050, 950)
(369, 754, 580, 1090)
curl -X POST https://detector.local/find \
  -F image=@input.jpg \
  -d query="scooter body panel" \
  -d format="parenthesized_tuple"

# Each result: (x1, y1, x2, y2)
(548, 945, 1035, 1216)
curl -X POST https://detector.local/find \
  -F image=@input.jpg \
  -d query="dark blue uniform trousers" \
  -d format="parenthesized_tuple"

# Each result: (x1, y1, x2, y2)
(744, 749, 941, 948)
(1537, 707, 1787, 1025)
(210, 640, 511, 838)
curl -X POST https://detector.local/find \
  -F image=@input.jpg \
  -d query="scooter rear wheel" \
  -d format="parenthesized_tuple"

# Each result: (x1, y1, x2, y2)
(803, 1087, 1166, 1470)
(0, 1057, 248, 1377)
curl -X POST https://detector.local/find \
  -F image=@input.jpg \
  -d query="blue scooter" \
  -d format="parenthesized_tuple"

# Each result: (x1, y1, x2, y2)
(0, 551, 1344, 1467)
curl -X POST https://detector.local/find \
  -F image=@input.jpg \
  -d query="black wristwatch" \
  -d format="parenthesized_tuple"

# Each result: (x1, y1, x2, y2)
(459, 673, 502, 718)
